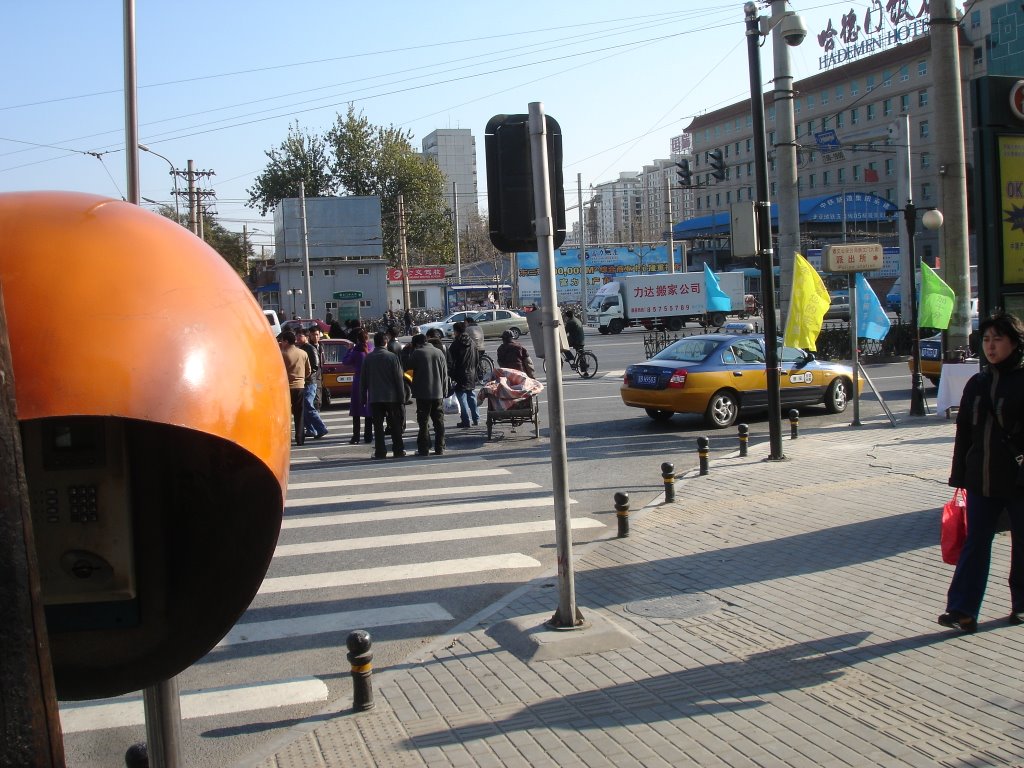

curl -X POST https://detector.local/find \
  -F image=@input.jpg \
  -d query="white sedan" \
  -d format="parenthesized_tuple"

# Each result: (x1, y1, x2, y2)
(413, 311, 478, 338)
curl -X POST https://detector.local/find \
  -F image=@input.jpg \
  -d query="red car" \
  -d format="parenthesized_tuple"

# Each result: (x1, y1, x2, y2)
(318, 338, 355, 407)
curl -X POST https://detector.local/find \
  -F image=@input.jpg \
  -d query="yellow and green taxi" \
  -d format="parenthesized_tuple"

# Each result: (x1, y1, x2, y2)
(621, 328, 861, 428)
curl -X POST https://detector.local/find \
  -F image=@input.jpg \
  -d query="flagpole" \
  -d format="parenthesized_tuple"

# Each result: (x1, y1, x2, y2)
(849, 271, 861, 426)
(904, 201, 927, 416)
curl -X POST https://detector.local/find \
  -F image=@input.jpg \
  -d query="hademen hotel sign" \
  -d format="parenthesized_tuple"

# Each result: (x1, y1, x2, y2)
(816, 0, 931, 71)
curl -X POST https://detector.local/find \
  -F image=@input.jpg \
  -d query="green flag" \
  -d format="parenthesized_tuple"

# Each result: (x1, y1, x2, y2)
(918, 263, 955, 329)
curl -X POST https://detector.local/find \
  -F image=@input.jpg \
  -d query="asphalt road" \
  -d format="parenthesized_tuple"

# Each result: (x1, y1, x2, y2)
(59, 324, 925, 767)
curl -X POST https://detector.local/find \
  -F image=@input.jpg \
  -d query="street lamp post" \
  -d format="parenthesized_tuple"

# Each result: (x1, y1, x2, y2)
(138, 143, 180, 224)
(287, 288, 303, 319)
(904, 203, 944, 416)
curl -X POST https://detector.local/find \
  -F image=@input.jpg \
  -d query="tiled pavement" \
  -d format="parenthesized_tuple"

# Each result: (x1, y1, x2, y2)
(251, 415, 1024, 767)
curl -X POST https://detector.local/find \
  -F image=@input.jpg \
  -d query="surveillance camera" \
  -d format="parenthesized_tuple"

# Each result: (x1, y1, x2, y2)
(780, 13, 807, 47)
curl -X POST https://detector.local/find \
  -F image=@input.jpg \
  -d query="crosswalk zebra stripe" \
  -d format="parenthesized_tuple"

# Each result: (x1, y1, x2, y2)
(257, 553, 540, 594)
(284, 482, 540, 508)
(274, 518, 604, 557)
(59, 678, 328, 734)
(288, 468, 509, 490)
(215, 603, 453, 648)
(281, 497, 568, 530)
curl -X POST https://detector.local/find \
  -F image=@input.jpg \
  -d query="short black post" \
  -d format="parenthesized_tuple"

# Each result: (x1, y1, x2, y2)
(661, 462, 675, 503)
(788, 409, 800, 440)
(697, 436, 710, 475)
(737, 423, 749, 457)
(614, 491, 630, 538)
(124, 743, 149, 768)
(347, 630, 375, 711)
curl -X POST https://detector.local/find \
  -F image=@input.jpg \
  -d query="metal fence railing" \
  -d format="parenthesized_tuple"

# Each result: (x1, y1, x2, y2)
(642, 321, 917, 361)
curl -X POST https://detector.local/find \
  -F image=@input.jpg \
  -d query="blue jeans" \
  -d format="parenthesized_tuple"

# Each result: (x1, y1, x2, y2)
(946, 491, 1024, 619)
(455, 387, 479, 426)
(303, 381, 328, 436)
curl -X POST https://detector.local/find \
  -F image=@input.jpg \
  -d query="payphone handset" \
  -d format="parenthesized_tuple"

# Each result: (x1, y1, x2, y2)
(21, 417, 136, 605)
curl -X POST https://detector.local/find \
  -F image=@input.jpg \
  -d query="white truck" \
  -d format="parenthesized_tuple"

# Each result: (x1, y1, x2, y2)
(585, 271, 745, 334)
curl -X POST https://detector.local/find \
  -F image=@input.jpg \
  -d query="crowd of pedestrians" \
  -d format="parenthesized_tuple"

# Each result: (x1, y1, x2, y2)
(277, 310, 538, 459)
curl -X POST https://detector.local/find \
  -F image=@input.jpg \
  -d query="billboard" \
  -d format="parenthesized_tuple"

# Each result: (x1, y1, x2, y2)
(516, 246, 681, 303)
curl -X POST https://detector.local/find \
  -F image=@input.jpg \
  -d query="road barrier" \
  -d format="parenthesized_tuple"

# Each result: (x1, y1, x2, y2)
(737, 423, 749, 457)
(661, 462, 676, 503)
(697, 436, 710, 475)
(347, 631, 375, 711)
(614, 492, 630, 538)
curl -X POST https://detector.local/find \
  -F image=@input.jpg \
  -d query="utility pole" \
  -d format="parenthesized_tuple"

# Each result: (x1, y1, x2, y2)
(299, 181, 312, 318)
(188, 159, 197, 235)
(578, 173, 588, 305)
(771, 0, 800, 327)
(665, 175, 676, 274)
(398, 194, 411, 311)
(931, 0, 971, 351)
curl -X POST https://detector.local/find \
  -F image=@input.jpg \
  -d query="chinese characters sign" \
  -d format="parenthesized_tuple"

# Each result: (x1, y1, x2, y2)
(387, 266, 446, 282)
(816, 1, 930, 71)
(629, 282, 702, 316)
(823, 243, 884, 273)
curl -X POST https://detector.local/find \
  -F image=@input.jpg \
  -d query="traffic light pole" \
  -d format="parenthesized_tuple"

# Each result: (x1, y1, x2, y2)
(746, 3, 785, 460)
(528, 101, 582, 630)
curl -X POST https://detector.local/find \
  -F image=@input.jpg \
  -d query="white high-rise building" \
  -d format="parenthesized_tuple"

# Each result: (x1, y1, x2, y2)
(421, 128, 479, 219)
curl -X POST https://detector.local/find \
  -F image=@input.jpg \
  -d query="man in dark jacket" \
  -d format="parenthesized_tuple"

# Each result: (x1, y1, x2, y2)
(449, 321, 480, 428)
(409, 334, 447, 455)
(361, 331, 407, 459)
(563, 309, 586, 363)
(497, 329, 535, 377)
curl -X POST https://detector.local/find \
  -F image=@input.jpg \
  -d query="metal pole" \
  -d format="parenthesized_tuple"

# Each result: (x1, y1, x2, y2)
(770, 0, 799, 329)
(299, 181, 312, 318)
(746, 3, 784, 460)
(931, 0, 971, 350)
(143, 680, 182, 768)
(666, 175, 676, 275)
(906, 203, 927, 416)
(453, 182, 462, 283)
(578, 173, 587, 307)
(139, 144, 180, 223)
(849, 272, 861, 426)
(123, 0, 140, 206)
(529, 102, 581, 630)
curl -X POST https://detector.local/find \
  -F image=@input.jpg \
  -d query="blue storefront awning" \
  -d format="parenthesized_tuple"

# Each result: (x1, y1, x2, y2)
(672, 192, 896, 239)
(255, 282, 280, 294)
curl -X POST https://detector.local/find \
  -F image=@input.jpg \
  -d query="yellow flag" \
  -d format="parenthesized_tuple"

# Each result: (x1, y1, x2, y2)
(783, 253, 830, 350)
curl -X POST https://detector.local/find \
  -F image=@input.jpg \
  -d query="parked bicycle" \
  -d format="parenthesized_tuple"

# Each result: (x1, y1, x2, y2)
(542, 347, 598, 379)
(479, 351, 494, 379)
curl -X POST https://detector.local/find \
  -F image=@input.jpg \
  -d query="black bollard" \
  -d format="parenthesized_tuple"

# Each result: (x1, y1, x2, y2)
(347, 630, 375, 711)
(789, 409, 800, 440)
(737, 423, 749, 457)
(614, 491, 630, 538)
(697, 436, 710, 475)
(661, 462, 675, 503)
(124, 743, 149, 768)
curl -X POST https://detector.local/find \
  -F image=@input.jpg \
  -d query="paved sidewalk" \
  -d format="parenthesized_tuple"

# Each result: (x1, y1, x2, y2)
(252, 416, 1024, 767)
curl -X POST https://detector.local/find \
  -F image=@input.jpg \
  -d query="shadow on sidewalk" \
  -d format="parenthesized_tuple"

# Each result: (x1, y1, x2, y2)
(400, 629, 952, 750)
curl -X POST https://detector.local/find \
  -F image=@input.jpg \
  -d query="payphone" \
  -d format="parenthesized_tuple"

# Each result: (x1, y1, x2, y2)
(0, 190, 290, 700)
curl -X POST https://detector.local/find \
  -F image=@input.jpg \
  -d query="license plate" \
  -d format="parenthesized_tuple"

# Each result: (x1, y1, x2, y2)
(336, 375, 353, 383)
(921, 347, 941, 360)
(635, 373, 660, 388)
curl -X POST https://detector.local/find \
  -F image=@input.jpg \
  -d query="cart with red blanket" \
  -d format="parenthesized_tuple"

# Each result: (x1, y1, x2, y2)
(478, 367, 543, 439)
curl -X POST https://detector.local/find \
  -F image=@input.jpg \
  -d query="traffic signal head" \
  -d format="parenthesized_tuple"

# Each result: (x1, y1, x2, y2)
(708, 149, 726, 182)
(675, 159, 692, 187)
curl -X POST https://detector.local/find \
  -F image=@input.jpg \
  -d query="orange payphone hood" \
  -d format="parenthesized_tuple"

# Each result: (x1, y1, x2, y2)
(0, 191, 289, 482)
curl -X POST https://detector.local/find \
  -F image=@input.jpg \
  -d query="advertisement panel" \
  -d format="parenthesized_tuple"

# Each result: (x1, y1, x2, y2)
(999, 135, 1024, 284)
(516, 246, 677, 303)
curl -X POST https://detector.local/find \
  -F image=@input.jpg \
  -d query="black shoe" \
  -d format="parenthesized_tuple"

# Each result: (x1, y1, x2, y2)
(458, 422, 470, 429)
(434, 448, 445, 455)
(394, 451, 407, 458)
(938, 611, 977, 634)
(371, 453, 387, 460)
(364, 435, 373, 443)
(1009, 612, 1023, 626)
(417, 450, 429, 456)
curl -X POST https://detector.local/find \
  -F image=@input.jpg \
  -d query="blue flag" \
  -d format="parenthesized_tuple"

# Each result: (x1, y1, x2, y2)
(855, 271, 891, 341)
(704, 263, 731, 312)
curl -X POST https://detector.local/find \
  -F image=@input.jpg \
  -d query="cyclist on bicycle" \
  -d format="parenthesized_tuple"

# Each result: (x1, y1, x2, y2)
(563, 309, 586, 364)
(497, 329, 536, 378)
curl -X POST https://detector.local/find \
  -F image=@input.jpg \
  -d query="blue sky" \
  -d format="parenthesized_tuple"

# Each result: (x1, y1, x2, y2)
(1, 1, 909, 247)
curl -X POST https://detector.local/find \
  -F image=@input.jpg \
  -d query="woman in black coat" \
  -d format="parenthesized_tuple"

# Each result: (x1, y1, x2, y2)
(941, 311, 1024, 633)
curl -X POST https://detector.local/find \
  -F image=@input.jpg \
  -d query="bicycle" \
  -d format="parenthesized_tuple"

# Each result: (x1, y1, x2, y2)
(542, 347, 598, 379)
(478, 351, 494, 379)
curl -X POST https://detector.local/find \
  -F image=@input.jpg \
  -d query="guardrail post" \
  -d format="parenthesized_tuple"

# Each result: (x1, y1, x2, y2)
(661, 462, 675, 503)
(614, 491, 630, 538)
(347, 630, 375, 711)
(697, 436, 710, 475)
(737, 424, 748, 457)
(789, 409, 800, 440)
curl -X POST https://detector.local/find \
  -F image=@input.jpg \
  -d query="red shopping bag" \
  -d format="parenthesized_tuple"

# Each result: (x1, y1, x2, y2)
(941, 488, 967, 565)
